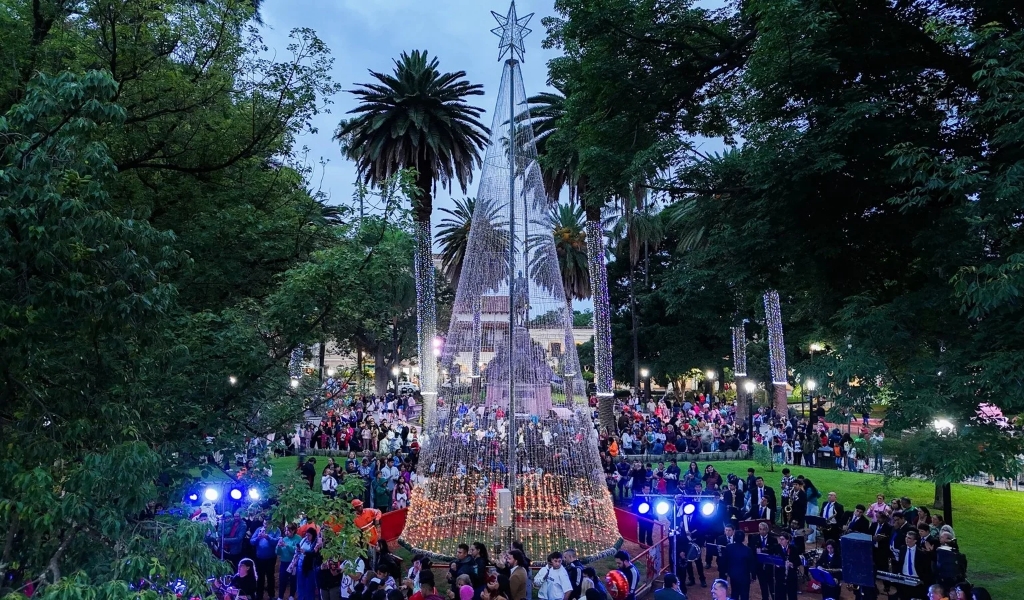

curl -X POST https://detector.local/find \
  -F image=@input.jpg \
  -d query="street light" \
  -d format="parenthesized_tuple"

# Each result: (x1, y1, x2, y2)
(639, 368, 650, 400)
(932, 418, 955, 526)
(290, 377, 300, 389)
(228, 375, 237, 386)
(805, 379, 816, 419)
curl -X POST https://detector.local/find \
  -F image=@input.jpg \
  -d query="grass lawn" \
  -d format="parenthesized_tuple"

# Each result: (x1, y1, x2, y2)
(260, 457, 1022, 598)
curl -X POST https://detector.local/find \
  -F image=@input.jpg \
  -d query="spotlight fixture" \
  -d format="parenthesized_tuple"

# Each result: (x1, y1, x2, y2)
(230, 488, 243, 501)
(248, 488, 261, 501)
(637, 502, 651, 515)
(655, 500, 670, 516)
(203, 487, 219, 502)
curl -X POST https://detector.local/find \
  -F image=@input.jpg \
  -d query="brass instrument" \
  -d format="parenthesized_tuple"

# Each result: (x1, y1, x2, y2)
(784, 496, 793, 517)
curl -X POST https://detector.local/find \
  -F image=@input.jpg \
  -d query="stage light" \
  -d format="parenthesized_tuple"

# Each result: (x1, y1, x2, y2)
(230, 488, 243, 500)
(637, 502, 651, 515)
(682, 503, 696, 515)
(701, 502, 716, 516)
(248, 488, 261, 501)
(655, 500, 670, 516)
(203, 487, 219, 502)
(188, 492, 199, 502)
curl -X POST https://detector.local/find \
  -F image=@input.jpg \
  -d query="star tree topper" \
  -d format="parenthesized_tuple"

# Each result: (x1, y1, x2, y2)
(491, 1, 533, 62)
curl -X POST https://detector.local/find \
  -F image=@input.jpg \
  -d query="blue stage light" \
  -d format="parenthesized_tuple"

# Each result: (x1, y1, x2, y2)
(248, 488, 261, 501)
(203, 487, 219, 502)
(230, 488, 243, 500)
(655, 501, 670, 516)
(701, 502, 716, 516)
(637, 502, 651, 515)
(682, 503, 696, 515)
(187, 492, 199, 502)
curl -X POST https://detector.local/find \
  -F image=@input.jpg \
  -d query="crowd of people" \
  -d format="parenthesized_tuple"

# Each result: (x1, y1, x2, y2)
(192, 381, 1003, 600)
(597, 393, 887, 473)
(290, 390, 422, 513)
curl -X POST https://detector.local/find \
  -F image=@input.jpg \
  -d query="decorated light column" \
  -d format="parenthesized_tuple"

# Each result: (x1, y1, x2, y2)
(763, 290, 789, 416)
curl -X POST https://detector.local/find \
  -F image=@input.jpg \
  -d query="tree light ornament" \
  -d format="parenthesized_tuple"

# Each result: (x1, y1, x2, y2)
(764, 290, 788, 384)
(402, 3, 619, 562)
(732, 324, 747, 377)
(414, 219, 439, 416)
(586, 219, 614, 394)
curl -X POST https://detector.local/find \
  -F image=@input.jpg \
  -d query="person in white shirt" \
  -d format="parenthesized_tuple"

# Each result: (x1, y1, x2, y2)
(534, 551, 572, 600)
(380, 462, 399, 492)
(321, 466, 337, 498)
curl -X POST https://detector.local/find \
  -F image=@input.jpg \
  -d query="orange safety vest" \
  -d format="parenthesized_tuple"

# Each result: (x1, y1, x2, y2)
(353, 508, 382, 545)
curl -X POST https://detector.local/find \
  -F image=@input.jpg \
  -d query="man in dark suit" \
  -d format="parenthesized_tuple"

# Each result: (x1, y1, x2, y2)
(748, 521, 777, 600)
(889, 511, 913, 564)
(845, 504, 870, 534)
(895, 530, 930, 600)
(816, 540, 843, 600)
(789, 480, 808, 528)
(870, 512, 895, 579)
(772, 533, 801, 600)
(749, 496, 773, 522)
(820, 491, 845, 542)
(722, 481, 745, 522)
(752, 477, 777, 517)
(720, 534, 754, 600)
(653, 574, 687, 600)
(678, 504, 706, 588)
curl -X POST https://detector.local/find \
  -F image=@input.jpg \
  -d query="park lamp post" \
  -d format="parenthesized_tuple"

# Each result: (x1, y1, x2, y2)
(805, 379, 816, 420)
(744, 380, 756, 458)
(932, 418, 955, 526)
(640, 368, 650, 400)
(706, 369, 717, 397)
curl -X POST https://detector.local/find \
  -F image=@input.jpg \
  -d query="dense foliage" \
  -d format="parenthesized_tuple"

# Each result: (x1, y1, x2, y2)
(546, 0, 1024, 480)
(0, 1, 411, 597)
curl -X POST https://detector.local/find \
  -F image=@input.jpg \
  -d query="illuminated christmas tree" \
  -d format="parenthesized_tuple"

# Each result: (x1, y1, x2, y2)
(401, 1, 619, 561)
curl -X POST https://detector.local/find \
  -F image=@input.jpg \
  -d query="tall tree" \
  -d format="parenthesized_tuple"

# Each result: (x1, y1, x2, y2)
(337, 50, 489, 411)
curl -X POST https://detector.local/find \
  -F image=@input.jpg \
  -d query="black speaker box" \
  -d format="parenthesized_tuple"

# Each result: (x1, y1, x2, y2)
(841, 532, 875, 586)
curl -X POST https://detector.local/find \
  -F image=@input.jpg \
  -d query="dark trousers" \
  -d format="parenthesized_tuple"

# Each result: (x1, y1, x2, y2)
(727, 574, 750, 600)
(638, 523, 653, 546)
(756, 566, 774, 600)
(773, 570, 797, 600)
(278, 561, 296, 599)
(256, 557, 277, 600)
(684, 558, 705, 585)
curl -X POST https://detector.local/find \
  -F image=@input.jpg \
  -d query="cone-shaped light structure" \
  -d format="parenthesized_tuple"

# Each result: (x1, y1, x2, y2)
(402, 2, 619, 561)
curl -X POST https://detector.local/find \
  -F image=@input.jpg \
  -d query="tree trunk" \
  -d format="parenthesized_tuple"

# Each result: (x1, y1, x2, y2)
(356, 346, 364, 394)
(585, 216, 616, 432)
(318, 337, 326, 383)
(629, 264, 639, 390)
(374, 346, 390, 397)
(774, 383, 788, 418)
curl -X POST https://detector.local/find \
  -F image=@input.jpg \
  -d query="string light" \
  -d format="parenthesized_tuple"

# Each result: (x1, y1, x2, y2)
(402, 32, 619, 562)
(764, 290, 788, 385)
(731, 324, 747, 377)
(414, 219, 439, 419)
(586, 219, 614, 394)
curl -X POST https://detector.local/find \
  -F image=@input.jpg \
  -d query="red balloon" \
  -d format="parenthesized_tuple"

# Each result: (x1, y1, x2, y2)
(605, 570, 629, 600)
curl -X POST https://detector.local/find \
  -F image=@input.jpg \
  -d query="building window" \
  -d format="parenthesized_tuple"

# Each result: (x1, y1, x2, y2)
(550, 342, 562, 357)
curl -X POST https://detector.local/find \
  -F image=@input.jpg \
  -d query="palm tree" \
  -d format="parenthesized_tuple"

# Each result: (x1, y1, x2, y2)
(547, 202, 591, 310)
(436, 197, 476, 289)
(337, 50, 489, 409)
